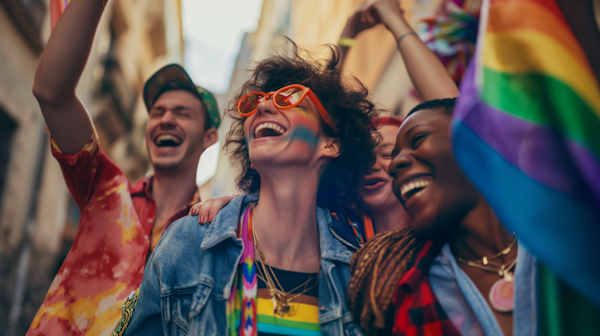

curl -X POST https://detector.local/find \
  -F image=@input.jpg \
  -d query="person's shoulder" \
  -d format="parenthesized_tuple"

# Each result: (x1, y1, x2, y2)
(152, 193, 255, 258)
(158, 215, 206, 246)
(148, 215, 209, 291)
(213, 193, 258, 222)
(151, 215, 207, 263)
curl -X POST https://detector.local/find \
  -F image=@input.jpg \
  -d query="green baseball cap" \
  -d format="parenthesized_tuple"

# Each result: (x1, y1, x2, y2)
(143, 64, 221, 129)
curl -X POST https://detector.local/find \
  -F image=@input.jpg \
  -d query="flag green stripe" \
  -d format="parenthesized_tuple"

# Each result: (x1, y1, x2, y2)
(257, 314, 321, 331)
(481, 67, 600, 157)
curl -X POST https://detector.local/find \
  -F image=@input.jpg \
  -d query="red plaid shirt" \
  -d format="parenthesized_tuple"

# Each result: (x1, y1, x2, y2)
(392, 240, 461, 336)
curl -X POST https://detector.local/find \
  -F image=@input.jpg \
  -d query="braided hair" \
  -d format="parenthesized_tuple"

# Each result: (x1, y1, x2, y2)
(347, 228, 422, 335)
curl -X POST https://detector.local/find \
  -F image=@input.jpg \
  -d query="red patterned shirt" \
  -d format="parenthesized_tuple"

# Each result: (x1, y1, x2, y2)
(392, 240, 461, 336)
(130, 174, 201, 251)
(27, 133, 199, 336)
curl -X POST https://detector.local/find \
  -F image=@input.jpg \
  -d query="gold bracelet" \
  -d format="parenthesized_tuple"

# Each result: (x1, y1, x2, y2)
(396, 32, 417, 45)
(338, 37, 356, 47)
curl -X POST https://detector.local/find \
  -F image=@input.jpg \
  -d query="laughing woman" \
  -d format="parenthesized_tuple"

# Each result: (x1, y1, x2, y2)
(189, 115, 410, 250)
(346, 1, 533, 336)
(350, 99, 533, 336)
(119, 42, 378, 336)
(341, 116, 411, 243)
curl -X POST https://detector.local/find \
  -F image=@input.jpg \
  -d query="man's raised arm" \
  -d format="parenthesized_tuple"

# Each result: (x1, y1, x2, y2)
(32, 0, 105, 155)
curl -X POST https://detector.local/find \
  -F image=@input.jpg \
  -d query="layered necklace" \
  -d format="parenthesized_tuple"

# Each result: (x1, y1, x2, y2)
(251, 205, 319, 316)
(454, 235, 517, 313)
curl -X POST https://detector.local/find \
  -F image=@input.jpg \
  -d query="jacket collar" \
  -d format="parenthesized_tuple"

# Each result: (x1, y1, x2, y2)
(316, 207, 355, 264)
(200, 193, 354, 264)
(200, 194, 252, 251)
(328, 212, 361, 251)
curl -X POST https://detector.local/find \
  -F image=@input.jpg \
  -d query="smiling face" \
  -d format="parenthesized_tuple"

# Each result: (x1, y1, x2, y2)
(146, 90, 213, 172)
(361, 124, 405, 214)
(389, 109, 480, 234)
(243, 93, 330, 170)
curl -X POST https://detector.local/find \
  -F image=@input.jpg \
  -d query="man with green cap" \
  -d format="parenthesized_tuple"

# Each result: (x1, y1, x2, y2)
(28, 0, 220, 334)
(140, 63, 220, 250)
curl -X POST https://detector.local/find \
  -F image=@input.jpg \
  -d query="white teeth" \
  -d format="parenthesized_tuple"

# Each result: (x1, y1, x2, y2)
(400, 176, 432, 201)
(156, 134, 182, 144)
(254, 123, 285, 138)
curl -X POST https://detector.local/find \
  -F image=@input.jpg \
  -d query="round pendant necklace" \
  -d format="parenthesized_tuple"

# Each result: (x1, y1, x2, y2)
(488, 267, 515, 313)
(455, 236, 518, 313)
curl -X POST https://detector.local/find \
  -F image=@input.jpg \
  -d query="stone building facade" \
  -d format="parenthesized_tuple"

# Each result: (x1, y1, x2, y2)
(0, 0, 183, 334)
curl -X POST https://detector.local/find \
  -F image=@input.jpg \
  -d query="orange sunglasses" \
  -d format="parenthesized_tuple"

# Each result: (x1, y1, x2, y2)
(236, 84, 335, 131)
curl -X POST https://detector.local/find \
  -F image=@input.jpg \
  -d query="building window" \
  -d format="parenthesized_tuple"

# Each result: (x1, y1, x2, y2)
(1, 0, 47, 53)
(0, 107, 18, 215)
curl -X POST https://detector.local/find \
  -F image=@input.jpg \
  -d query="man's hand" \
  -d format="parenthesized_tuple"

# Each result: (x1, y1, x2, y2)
(189, 194, 238, 224)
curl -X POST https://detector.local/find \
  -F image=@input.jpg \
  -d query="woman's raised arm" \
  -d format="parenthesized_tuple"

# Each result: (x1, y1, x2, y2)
(339, 0, 460, 101)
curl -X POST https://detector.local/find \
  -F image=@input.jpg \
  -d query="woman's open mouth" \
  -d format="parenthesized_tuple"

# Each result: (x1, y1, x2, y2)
(254, 122, 287, 139)
(400, 175, 433, 202)
(362, 177, 388, 191)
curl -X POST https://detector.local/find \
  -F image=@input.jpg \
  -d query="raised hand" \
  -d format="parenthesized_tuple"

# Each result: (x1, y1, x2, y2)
(360, 0, 405, 32)
(341, 2, 378, 39)
(338, 1, 406, 69)
(189, 194, 238, 224)
(362, 0, 459, 101)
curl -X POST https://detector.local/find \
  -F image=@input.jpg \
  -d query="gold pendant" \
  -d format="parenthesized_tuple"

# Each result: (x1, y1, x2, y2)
(277, 302, 290, 316)
(273, 298, 290, 316)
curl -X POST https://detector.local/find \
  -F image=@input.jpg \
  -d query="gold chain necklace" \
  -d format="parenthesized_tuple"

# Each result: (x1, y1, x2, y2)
(455, 256, 518, 281)
(454, 236, 518, 313)
(251, 205, 319, 316)
(454, 235, 517, 266)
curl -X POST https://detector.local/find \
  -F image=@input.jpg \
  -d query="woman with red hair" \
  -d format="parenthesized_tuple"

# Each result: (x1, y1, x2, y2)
(358, 116, 409, 236)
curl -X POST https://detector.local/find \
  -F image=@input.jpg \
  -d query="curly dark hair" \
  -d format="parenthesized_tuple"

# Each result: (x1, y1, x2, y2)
(224, 39, 380, 210)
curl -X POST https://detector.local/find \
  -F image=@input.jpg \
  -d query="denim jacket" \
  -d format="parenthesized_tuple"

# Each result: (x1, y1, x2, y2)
(122, 194, 364, 336)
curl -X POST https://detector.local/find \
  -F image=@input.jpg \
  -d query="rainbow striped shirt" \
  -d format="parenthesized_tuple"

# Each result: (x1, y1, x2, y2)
(256, 262, 321, 336)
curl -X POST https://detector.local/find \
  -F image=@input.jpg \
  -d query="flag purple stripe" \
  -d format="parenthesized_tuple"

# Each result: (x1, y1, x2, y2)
(454, 63, 600, 207)
(459, 101, 600, 205)
(567, 141, 600, 206)
(452, 119, 600, 307)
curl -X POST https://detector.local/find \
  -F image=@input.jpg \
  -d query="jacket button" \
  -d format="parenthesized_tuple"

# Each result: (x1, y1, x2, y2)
(320, 306, 325, 311)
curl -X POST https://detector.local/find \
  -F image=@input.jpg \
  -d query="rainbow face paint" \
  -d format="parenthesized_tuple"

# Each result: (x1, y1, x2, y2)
(282, 107, 320, 152)
(245, 98, 323, 159)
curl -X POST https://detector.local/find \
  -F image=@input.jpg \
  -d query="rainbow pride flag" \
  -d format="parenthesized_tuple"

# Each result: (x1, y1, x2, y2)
(50, 0, 71, 29)
(452, 0, 600, 308)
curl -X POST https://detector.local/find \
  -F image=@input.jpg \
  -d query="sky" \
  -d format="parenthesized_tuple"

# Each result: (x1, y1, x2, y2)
(182, 0, 263, 187)
(182, 0, 263, 94)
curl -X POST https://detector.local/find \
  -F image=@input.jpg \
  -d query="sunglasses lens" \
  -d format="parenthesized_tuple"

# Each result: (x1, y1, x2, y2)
(275, 88, 304, 107)
(239, 94, 264, 114)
